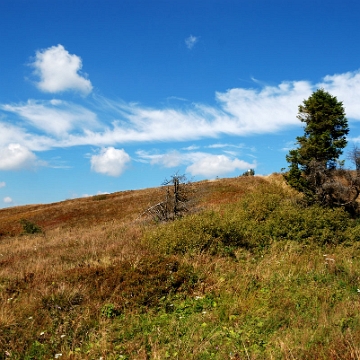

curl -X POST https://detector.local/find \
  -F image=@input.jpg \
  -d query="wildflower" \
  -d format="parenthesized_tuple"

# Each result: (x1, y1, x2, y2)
(40, 331, 45, 336)
(5, 351, 11, 357)
(357, 289, 360, 293)
(60, 334, 66, 338)
(28, 316, 33, 320)
(55, 354, 62, 359)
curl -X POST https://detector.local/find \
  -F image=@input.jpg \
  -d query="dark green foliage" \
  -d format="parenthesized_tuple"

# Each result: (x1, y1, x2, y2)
(25, 341, 48, 359)
(20, 218, 43, 235)
(285, 89, 348, 184)
(242, 168, 255, 176)
(284, 89, 360, 211)
(101, 303, 121, 318)
(295, 88, 348, 170)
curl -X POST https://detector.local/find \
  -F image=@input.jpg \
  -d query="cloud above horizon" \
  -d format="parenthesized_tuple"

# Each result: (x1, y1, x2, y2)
(31, 44, 93, 95)
(0, 144, 39, 171)
(185, 35, 199, 49)
(90, 147, 131, 177)
(3, 64, 360, 153)
(3, 197, 13, 204)
(2, 45, 360, 176)
(137, 148, 255, 178)
(187, 154, 254, 177)
(2, 99, 98, 137)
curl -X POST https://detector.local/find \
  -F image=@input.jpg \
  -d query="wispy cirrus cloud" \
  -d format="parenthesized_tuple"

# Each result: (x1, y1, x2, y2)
(136, 149, 255, 178)
(207, 143, 245, 149)
(0, 120, 52, 151)
(136, 150, 184, 168)
(30, 44, 93, 95)
(185, 35, 199, 49)
(2, 99, 98, 137)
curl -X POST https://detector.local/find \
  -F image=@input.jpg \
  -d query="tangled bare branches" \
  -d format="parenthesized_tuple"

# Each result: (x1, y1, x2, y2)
(143, 173, 195, 222)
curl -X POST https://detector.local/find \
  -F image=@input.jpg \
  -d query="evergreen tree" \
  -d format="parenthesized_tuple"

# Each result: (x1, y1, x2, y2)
(285, 89, 351, 207)
(295, 88, 348, 170)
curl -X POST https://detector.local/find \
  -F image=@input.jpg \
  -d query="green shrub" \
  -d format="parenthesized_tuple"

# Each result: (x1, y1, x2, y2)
(101, 303, 121, 318)
(264, 203, 351, 245)
(20, 219, 43, 235)
(144, 181, 357, 256)
(25, 340, 48, 359)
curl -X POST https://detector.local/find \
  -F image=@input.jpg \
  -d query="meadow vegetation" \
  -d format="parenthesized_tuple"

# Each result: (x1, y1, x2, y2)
(1, 175, 360, 359)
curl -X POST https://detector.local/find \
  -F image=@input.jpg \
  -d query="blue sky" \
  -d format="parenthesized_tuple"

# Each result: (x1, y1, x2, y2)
(1, 0, 360, 207)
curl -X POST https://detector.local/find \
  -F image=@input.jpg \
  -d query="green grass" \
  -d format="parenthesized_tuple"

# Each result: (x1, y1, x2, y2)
(1, 175, 360, 359)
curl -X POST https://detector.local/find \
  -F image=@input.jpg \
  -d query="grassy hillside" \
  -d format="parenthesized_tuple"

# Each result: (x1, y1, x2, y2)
(1, 175, 360, 359)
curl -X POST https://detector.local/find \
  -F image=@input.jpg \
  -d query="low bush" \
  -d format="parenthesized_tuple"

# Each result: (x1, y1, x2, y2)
(144, 182, 358, 256)
(20, 219, 43, 235)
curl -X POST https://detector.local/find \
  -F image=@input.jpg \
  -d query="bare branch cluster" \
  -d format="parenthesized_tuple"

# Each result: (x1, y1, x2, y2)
(304, 161, 360, 215)
(143, 173, 194, 222)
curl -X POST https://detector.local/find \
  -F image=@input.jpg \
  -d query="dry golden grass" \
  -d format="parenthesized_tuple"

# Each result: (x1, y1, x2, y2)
(0, 176, 266, 237)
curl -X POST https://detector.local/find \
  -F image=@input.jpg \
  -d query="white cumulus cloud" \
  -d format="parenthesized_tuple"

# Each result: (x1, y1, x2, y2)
(318, 69, 360, 119)
(0, 144, 38, 170)
(31, 44, 93, 95)
(3, 197, 13, 204)
(90, 147, 131, 177)
(0, 182, 5, 188)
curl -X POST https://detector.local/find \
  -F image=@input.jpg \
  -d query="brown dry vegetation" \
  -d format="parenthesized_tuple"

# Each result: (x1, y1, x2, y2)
(0, 176, 263, 237)
(1, 174, 360, 359)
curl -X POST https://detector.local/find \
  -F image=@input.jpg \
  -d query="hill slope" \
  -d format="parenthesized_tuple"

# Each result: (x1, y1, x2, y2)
(1, 175, 360, 359)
